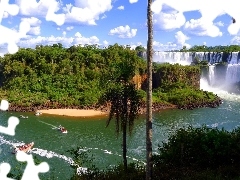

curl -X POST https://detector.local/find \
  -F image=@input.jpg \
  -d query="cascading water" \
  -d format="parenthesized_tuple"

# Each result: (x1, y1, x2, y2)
(152, 51, 192, 65)
(225, 64, 240, 85)
(208, 65, 215, 86)
(142, 51, 240, 65)
(141, 51, 240, 89)
(228, 52, 240, 64)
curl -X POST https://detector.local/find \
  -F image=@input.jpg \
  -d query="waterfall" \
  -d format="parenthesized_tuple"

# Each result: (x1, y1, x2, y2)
(209, 65, 215, 86)
(152, 51, 192, 65)
(228, 52, 240, 64)
(152, 51, 193, 65)
(140, 51, 240, 87)
(225, 64, 240, 84)
(142, 51, 240, 65)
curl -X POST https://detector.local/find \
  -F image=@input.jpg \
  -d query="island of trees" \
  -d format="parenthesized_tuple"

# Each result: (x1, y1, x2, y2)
(0, 43, 222, 112)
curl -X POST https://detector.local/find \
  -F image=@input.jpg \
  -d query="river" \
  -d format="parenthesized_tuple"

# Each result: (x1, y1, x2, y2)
(0, 79, 240, 179)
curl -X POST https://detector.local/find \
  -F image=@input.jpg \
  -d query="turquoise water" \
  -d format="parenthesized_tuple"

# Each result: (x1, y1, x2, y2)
(1, 81, 240, 179)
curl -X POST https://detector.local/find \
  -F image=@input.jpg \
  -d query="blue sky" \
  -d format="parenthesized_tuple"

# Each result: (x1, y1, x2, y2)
(0, 0, 240, 55)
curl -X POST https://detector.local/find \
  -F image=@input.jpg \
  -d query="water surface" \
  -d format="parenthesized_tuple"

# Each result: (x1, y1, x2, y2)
(1, 81, 240, 179)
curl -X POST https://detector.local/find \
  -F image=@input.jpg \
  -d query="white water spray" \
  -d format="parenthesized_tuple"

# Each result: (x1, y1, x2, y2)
(200, 78, 240, 102)
(38, 120, 59, 129)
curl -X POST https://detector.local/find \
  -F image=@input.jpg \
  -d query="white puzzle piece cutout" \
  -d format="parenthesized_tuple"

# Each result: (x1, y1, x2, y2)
(0, 163, 15, 180)
(0, 100, 19, 136)
(16, 151, 50, 180)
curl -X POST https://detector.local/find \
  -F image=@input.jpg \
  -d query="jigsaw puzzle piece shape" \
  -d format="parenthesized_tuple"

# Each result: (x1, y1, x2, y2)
(0, 0, 19, 24)
(0, 163, 15, 180)
(0, 99, 9, 111)
(16, 151, 49, 180)
(0, 116, 19, 136)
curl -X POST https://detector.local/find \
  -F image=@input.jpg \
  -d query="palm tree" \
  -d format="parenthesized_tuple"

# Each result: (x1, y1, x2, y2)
(146, 0, 153, 179)
(105, 83, 142, 172)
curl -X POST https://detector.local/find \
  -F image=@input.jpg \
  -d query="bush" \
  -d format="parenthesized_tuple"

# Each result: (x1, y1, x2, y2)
(153, 125, 240, 168)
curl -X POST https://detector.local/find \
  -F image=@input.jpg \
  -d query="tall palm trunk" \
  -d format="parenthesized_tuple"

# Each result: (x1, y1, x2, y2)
(123, 121, 127, 172)
(122, 90, 128, 172)
(146, 0, 153, 179)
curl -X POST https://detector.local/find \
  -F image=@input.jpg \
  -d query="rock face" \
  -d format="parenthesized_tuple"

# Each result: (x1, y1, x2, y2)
(132, 74, 147, 90)
(133, 65, 201, 91)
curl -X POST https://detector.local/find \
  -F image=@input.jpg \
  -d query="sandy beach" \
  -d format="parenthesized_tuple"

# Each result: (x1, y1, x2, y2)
(39, 109, 108, 117)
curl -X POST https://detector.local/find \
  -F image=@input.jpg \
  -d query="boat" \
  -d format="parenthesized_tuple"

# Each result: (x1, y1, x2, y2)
(19, 115, 28, 119)
(35, 112, 42, 116)
(12, 142, 34, 154)
(58, 125, 68, 134)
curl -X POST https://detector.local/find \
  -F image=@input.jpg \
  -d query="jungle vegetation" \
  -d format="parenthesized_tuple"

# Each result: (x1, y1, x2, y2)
(0, 43, 220, 110)
(68, 125, 240, 180)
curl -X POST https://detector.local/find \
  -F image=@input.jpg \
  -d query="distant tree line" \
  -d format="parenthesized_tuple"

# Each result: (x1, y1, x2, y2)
(180, 45, 240, 53)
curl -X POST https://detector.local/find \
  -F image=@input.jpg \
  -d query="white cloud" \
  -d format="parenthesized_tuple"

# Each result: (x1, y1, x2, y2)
(66, 26, 74, 31)
(231, 36, 240, 44)
(214, 21, 224, 27)
(18, 35, 73, 47)
(21, 17, 41, 26)
(184, 19, 222, 37)
(28, 26, 41, 35)
(62, 31, 66, 36)
(117, 6, 124, 10)
(63, 0, 112, 25)
(128, 42, 143, 50)
(74, 32, 99, 45)
(17, 33, 100, 48)
(153, 12, 186, 30)
(109, 25, 137, 38)
(151, 0, 240, 36)
(103, 40, 108, 46)
(0, 0, 19, 23)
(129, 0, 138, 4)
(21, 17, 41, 35)
(175, 31, 189, 45)
(0, 1, 29, 54)
(0, 21, 30, 54)
(153, 41, 177, 51)
(153, 31, 191, 51)
(101, 14, 107, 19)
(16, 0, 65, 26)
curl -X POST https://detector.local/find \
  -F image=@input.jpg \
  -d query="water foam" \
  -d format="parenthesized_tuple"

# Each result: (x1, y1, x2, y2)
(79, 147, 146, 165)
(0, 135, 88, 174)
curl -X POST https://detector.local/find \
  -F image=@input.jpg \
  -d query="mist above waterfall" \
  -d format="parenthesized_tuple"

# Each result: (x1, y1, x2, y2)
(206, 64, 240, 94)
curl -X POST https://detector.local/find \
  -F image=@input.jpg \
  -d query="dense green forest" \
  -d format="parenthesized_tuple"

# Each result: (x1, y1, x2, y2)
(0, 43, 221, 111)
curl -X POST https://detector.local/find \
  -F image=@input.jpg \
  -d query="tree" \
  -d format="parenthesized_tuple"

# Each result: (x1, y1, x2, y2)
(104, 83, 142, 172)
(146, 0, 153, 179)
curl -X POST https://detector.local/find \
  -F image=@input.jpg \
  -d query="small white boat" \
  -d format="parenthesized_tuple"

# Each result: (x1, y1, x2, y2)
(58, 125, 68, 134)
(35, 112, 42, 116)
(12, 142, 34, 154)
(19, 115, 28, 119)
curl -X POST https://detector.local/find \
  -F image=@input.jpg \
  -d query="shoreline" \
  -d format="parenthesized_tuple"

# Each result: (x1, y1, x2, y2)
(6, 98, 222, 117)
(37, 103, 178, 117)
(7, 102, 178, 117)
(38, 109, 109, 117)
